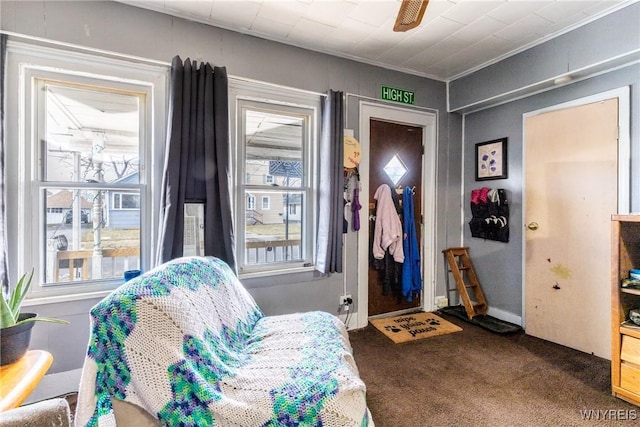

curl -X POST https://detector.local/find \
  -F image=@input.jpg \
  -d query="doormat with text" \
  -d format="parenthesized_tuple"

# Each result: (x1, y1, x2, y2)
(370, 312, 462, 344)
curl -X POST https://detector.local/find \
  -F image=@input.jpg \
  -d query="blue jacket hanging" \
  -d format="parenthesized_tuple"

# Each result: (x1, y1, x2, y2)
(402, 186, 422, 301)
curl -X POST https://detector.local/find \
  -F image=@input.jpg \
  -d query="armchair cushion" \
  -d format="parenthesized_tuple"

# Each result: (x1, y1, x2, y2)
(0, 398, 71, 427)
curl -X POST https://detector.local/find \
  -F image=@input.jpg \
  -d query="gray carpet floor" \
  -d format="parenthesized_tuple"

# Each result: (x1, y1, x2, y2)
(349, 313, 638, 427)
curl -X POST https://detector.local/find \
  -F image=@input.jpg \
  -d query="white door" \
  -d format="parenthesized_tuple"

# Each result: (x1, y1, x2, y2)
(524, 97, 619, 359)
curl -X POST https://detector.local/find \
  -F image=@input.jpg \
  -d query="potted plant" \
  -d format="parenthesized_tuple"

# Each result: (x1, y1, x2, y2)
(1, 270, 68, 365)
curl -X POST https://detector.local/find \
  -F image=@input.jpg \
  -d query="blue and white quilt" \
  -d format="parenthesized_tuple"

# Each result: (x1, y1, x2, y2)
(76, 256, 373, 426)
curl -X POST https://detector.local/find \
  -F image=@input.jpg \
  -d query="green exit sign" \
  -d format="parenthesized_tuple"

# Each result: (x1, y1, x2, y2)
(380, 85, 415, 105)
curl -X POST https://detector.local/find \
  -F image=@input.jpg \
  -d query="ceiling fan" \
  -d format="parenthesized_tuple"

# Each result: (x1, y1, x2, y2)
(393, 0, 429, 32)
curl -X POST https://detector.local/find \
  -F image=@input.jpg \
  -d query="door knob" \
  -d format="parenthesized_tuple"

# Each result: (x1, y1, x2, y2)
(527, 222, 539, 230)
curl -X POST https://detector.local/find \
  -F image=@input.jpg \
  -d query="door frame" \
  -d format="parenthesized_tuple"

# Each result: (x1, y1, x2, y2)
(521, 86, 631, 329)
(356, 101, 438, 329)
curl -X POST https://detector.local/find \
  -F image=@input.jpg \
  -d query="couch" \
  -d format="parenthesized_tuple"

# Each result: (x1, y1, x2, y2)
(0, 398, 71, 427)
(76, 256, 373, 426)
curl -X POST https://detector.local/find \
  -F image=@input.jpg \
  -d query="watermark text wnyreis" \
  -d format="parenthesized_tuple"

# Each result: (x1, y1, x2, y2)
(579, 409, 637, 421)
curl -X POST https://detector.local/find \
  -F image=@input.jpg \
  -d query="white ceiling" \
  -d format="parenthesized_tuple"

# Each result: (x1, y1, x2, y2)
(116, 0, 634, 81)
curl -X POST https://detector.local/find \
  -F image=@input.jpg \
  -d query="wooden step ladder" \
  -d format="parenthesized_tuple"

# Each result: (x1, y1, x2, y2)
(443, 247, 488, 319)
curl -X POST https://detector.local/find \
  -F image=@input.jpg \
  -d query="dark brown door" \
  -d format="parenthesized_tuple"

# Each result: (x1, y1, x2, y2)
(368, 119, 422, 316)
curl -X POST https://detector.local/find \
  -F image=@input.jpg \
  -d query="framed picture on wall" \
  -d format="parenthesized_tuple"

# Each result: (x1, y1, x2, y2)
(475, 137, 508, 181)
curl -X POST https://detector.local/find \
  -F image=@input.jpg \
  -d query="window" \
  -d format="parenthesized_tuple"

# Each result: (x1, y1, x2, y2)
(5, 43, 166, 298)
(261, 196, 270, 210)
(113, 193, 141, 210)
(36, 80, 143, 286)
(231, 82, 319, 274)
(247, 195, 256, 210)
(183, 203, 205, 257)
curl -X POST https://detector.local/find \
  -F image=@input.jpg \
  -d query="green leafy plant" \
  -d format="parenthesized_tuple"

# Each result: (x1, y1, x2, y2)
(1, 270, 69, 329)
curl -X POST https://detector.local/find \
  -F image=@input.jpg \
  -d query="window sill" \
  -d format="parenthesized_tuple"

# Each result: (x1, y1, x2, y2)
(23, 265, 322, 305)
(239, 264, 316, 280)
(22, 290, 113, 307)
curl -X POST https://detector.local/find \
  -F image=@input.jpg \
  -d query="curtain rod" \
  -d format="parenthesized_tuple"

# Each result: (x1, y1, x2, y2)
(2, 30, 327, 98)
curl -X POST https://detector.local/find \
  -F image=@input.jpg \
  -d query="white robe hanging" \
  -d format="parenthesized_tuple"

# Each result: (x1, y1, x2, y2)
(372, 184, 404, 263)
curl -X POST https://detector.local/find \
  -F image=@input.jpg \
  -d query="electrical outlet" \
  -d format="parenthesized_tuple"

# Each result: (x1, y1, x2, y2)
(435, 296, 449, 308)
(339, 294, 352, 306)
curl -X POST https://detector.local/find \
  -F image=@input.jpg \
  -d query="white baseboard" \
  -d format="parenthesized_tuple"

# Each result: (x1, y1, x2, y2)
(487, 306, 522, 326)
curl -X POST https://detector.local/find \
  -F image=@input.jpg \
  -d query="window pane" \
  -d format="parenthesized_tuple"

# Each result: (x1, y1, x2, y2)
(184, 203, 205, 257)
(236, 93, 317, 274)
(247, 195, 256, 210)
(113, 192, 140, 209)
(244, 109, 303, 188)
(244, 191, 304, 265)
(383, 154, 409, 186)
(43, 188, 140, 284)
(42, 82, 140, 184)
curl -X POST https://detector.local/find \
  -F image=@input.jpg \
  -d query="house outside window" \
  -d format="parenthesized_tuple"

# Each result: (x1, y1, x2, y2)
(231, 81, 319, 275)
(5, 43, 166, 298)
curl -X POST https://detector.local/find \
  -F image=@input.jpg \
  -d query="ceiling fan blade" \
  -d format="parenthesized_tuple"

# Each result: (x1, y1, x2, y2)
(393, 0, 429, 32)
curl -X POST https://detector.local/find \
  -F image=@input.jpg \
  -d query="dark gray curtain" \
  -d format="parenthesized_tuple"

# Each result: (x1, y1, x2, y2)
(1, 34, 8, 294)
(315, 90, 344, 274)
(156, 56, 235, 272)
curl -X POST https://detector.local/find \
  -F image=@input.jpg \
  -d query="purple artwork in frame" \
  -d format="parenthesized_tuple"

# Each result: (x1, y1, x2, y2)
(475, 137, 508, 181)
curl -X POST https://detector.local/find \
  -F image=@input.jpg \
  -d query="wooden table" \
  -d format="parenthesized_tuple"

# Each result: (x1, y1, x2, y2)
(0, 350, 53, 412)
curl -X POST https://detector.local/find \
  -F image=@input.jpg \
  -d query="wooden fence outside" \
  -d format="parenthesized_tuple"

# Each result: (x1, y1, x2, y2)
(245, 239, 301, 264)
(52, 247, 140, 282)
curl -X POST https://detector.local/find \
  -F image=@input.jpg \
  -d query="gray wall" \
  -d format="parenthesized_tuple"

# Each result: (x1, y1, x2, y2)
(464, 64, 640, 318)
(456, 3, 640, 320)
(1, 1, 458, 373)
(449, 2, 640, 112)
